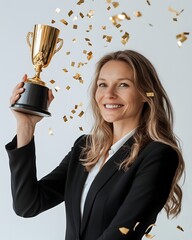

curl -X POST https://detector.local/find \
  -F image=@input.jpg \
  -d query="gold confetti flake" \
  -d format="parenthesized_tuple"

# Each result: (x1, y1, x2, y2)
(73, 16, 78, 21)
(119, 227, 130, 235)
(146, 92, 154, 97)
(83, 50, 87, 54)
(133, 222, 140, 231)
(48, 128, 53, 135)
(168, 7, 184, 16)
(71, 109, 76, 114)
(55, 86, 60, 92)
(173, 18, 177, 21)
(116, 24, 121, 28)
(106, 0, 112, 3)
(60, 19, 68, 25)
(87, 51, 93, 60)
(79, 127, 84, 131)
(103, 35, 112, 42)
(146, 0, 151, 5)
(73, 25, 78, 29)
(50, 79, 55, 84)
(77, 0, 84, 5)
(63, 68, 68, 73)
(85, 38, 91, 41)
(66, 86, 71, 90)
(51, 20, 55, 24)
(55, 8, 61, 13)
(107, 6, 111, 11)
(72, 38, 77, 43)
(134, 11, 142, 17)
(177, 225, 184, 232)
(112, 2, 119, 8)
(102, 26, 107, 30)
(75, 105, 78, 109)
(73, 73, 81, 80)
(121, 32, 129, 45)
(110, 13, 131, 26)
(176, 32, 189, 46)
(78, 111, 84, 117)
(79, 12, 84, 18)
(66, 51, 71, 55)
(71, 62, 75, 67)
(68, 10, 73, 17)
(70, 116, 73, 119)
(63, 115, 68, 122)
(87, 10, 94, 18)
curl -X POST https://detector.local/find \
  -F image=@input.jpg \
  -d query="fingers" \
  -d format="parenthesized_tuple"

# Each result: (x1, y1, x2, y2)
(10, 75, 27, 105)
(47, 89, 54, 107)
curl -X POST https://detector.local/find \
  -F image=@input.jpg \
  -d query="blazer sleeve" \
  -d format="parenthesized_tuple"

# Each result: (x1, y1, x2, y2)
(5, 135, 84, 218)
(97, 142, 179, 240)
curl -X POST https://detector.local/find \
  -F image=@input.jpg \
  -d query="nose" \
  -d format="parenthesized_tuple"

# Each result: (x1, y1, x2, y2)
(105, 86, 117, 98)
(105, 87, 117, 98)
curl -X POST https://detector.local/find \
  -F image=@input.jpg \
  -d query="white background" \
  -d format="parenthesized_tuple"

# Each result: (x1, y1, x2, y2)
(0, 0, 191, 239)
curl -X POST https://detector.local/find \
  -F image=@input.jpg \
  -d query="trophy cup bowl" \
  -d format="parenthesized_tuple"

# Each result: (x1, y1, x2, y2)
(10, 24, 63, 117)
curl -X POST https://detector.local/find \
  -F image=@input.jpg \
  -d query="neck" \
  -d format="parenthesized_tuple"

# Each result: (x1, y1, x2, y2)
(112, 122, 138, 144)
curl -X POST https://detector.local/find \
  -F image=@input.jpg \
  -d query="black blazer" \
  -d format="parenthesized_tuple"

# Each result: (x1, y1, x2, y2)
(6, 135, 178, 240)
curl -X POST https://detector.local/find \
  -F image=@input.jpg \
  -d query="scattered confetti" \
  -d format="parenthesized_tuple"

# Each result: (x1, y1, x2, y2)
(77, 0, 84, 5)
(146, 92, 154, 97)
(78, 111, 84, 117)
(66, 86, 71, 90)
(71, 62, 75, 67)
(68, 10, 73, 17)
(177, 225, 184, 232)
(87, 51, 93, 60)
(73, 24, 78, 29)
(119, 227, 130, 235)
(112, 2, 119, 8)
(79, 12, 84, 18)
(63, 68, 68, 73)
(107, 6, 111, 11)
(103, 35, 112, 42)
(55, 86, 60, 92)
(50, 79, 55, 84)
(72, 38, 77, 43)
(146, 0, 151, 6)
(55, 8, 61, 13)
(66, 52, 71, 55)
(121, 32, 129, 45)
(87, 10, 95, 18)
(176, 32, 189, 47)
(63, 115, 68, 122)
(51, 20, 55, 24)
(134, 11, 142, 17)
(168, 7, 184, 16)
(79, 127, 84, 131)
(48, 128, 53, 135)
(60, 19, 68, 25)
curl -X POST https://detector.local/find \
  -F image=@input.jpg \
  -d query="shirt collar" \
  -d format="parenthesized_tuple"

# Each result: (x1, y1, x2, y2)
(109, 128, 136, 156)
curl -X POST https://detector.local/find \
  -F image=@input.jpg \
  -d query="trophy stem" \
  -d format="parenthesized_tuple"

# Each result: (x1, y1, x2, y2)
(27, 64, 46, 86)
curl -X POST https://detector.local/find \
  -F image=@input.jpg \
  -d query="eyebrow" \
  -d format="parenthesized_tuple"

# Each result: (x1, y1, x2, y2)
(97, 78, 133, 82)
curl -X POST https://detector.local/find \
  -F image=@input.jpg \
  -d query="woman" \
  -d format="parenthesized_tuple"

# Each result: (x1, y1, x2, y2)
(6, 50, 184, 240)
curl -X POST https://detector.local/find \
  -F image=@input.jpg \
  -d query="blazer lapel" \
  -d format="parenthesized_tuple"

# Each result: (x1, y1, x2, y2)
(71, 161, 88, 236)
(80, 136, 135, 235)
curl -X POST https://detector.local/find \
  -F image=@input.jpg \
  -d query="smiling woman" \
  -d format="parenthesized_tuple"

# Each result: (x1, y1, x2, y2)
(95, 60, 145, 136)
(6, 50, 184, 240)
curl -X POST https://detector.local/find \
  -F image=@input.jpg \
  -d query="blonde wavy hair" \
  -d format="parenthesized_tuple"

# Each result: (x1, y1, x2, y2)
(81, 50, 184, 218)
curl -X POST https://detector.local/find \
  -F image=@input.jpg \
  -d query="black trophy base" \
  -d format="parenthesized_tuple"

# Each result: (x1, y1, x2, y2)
(10, 82, 51, 117)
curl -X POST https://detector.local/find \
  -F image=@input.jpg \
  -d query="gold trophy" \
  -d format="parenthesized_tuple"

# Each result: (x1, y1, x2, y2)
(11, 24, 63, 116)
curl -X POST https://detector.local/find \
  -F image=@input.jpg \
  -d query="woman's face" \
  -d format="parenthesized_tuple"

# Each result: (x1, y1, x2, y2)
(95, 60, 145, 127)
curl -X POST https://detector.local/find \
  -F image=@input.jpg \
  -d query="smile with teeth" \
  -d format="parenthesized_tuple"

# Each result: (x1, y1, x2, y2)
(104, 104, 124, 109)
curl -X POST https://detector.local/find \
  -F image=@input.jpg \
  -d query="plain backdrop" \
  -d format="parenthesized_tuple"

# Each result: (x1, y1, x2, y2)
(0, 0, 191, 239)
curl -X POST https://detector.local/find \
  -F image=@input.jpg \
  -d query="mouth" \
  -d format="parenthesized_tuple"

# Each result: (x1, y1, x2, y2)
(104, 104, 124, 109)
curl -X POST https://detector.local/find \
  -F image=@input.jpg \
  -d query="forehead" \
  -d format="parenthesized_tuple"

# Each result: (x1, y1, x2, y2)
(98, 60, 133, 79)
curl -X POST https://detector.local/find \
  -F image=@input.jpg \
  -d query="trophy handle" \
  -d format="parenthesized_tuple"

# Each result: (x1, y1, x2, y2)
(26, 32, 34, 48)
(54, 38, 63, 54)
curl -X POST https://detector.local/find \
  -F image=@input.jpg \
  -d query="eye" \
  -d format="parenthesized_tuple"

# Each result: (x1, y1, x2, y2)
(98, 82, 107, 87)
(119, 83, 129, 87)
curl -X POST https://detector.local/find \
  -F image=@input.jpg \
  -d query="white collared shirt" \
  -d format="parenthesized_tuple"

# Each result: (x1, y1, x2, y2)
(80, 128, 136, 218)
